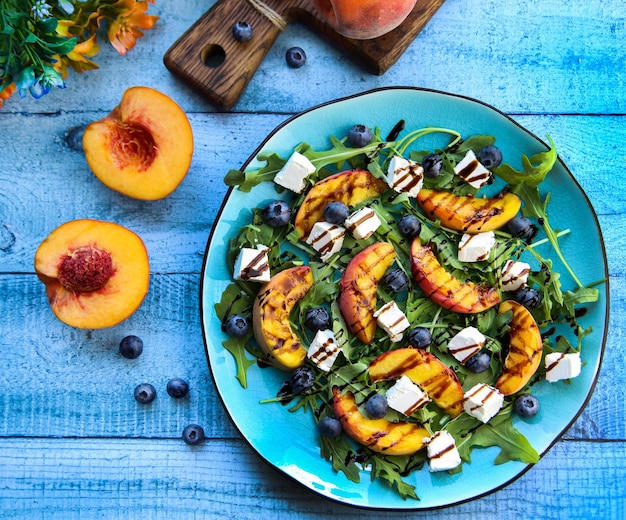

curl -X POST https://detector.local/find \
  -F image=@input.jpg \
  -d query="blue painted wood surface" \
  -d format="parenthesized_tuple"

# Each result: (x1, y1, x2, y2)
(0, 0, 624, 518)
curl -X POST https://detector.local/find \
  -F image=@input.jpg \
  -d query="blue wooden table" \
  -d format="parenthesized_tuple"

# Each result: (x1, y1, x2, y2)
(1, 0, 624, 518)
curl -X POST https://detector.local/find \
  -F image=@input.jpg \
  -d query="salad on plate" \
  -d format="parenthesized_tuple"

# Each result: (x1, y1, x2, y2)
(214, 120, 601, 500)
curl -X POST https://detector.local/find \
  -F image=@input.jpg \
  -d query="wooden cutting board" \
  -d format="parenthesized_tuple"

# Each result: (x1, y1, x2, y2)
(163, 0, 445, 110)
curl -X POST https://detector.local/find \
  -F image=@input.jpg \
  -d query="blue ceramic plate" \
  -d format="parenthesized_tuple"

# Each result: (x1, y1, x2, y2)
(200, 87, 609, 509)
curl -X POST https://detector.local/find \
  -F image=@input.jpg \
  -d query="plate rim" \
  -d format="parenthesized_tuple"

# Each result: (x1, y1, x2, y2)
(199, 86, 611, 510)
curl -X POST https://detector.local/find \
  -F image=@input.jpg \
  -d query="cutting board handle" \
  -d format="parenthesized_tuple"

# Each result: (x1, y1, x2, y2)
(164, 0, 289, 110)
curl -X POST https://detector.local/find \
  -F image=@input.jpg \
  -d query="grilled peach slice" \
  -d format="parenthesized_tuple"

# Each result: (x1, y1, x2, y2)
(34, 219, 150, 329)
(331, 387, 429, 455)
(410, 237, 500, 314)
(338, 242, 396, 344)
(252, 265, 313, 370)
(495, 300, 543, 395)
(416, 189, 521, 234)
(294, 169, 388, 239)
(369, 348, 464, 418)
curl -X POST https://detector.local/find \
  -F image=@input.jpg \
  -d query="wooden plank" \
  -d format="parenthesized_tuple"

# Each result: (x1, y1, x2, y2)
(0, 113, 624, 273)
(0, 438, 623, 519)
(0, 272, 622, 440)
(0, 0, 624, 114)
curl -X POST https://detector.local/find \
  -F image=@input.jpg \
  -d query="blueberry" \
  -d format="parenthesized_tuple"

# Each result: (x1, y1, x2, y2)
(323, 201, 349, 225)
(465, 351, 491, 373)
(422, 153, 443, 178)
(119, 335, 143, 359)
(232, 21, 253, 42)
(514, 394, 540, 418)
(286, 47, 306, 68)
(515, 286, 543, 308)
(365, 394, 388, 419)
(182, 424, 205, 445)
(166, 378, 189, 399)
(398, 215, 421, 238)
(318, 416, 342, 438)
(223, 314, 250, 337)
(263, 200, 291, 227)
(304, 307, 331, 331)
(134, 383, 156, 404)
(478, 145, 503, 169)
(289, 366, 316, 393)
(382, 268, 409, 293)
(407, 327, 432, 349)
(347, 124, 373, 147)
(507, 216, 538, 241)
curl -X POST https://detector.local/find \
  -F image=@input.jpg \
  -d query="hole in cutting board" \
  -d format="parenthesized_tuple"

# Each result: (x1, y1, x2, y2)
(202, 44, 226, 68)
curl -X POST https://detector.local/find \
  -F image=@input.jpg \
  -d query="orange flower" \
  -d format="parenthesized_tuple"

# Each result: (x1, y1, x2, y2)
(106, 1, 159, 55)
(0, 83, 17, 109)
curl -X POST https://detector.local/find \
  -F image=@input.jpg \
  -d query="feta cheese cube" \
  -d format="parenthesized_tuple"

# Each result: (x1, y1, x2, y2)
(307, 329, 342, 372)
(344, 207, 381, 240)
(233, 244, 271, 282)
(306, 221, 346, 261)
(424, 430, 462, 472)
(453, 149, 492, 188)
(457, 231, 495, 262)
(463, 383, 504, 423)
(273, 151, 316, 193)
(385, 375, 430, 415)
(386, 156, 424, 197)
(501, 259, 531, 292)
(373, 301, 410, 342)
(448, 326, 486, 365)
(545, 352, 582, 382)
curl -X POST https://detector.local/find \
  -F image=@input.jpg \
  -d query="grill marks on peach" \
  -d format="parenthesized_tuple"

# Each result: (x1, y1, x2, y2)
(495, 300, 544, 395)
(252, 266, 313, 370)
(416, 189, 521, 234)
(338, 242, 396, 344)
(369, 349, 465, 418)
(294, 169, 388, 239)
(331, 388, 429, 456)
(410, 239, 500, 314)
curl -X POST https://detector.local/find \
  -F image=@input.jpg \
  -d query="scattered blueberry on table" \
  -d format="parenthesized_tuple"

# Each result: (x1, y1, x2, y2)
(119, 335, 144, 359)
(182, 424, 205, 446)
(134, 383, 156, 404)
(166, 378, 190, 399)
(285, 46, 306, 68)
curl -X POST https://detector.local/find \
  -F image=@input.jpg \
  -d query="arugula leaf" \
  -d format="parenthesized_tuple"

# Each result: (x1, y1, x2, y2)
(369, 456, 420, 500)
(319, 434, 363, 483)
(222, 337, 257, 388)
(224, 152, 287, 192)
(494, 135, 558, 187)
(451, 407, 539, 465)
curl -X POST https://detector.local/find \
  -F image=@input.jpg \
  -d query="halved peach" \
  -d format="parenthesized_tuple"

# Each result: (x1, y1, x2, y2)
(410, 237, 500, 314)
(369, 348, 464, 418)
(294, 169, 388, 239)
(495, 300, 543, 395)
(83, 86, 194, 200)
(416, 189, 521, 234)
(338, 242, 396, 344)
(252, 265, 313, 370)
(34, 219, 150, 329)
(331, 387, 429, 455)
